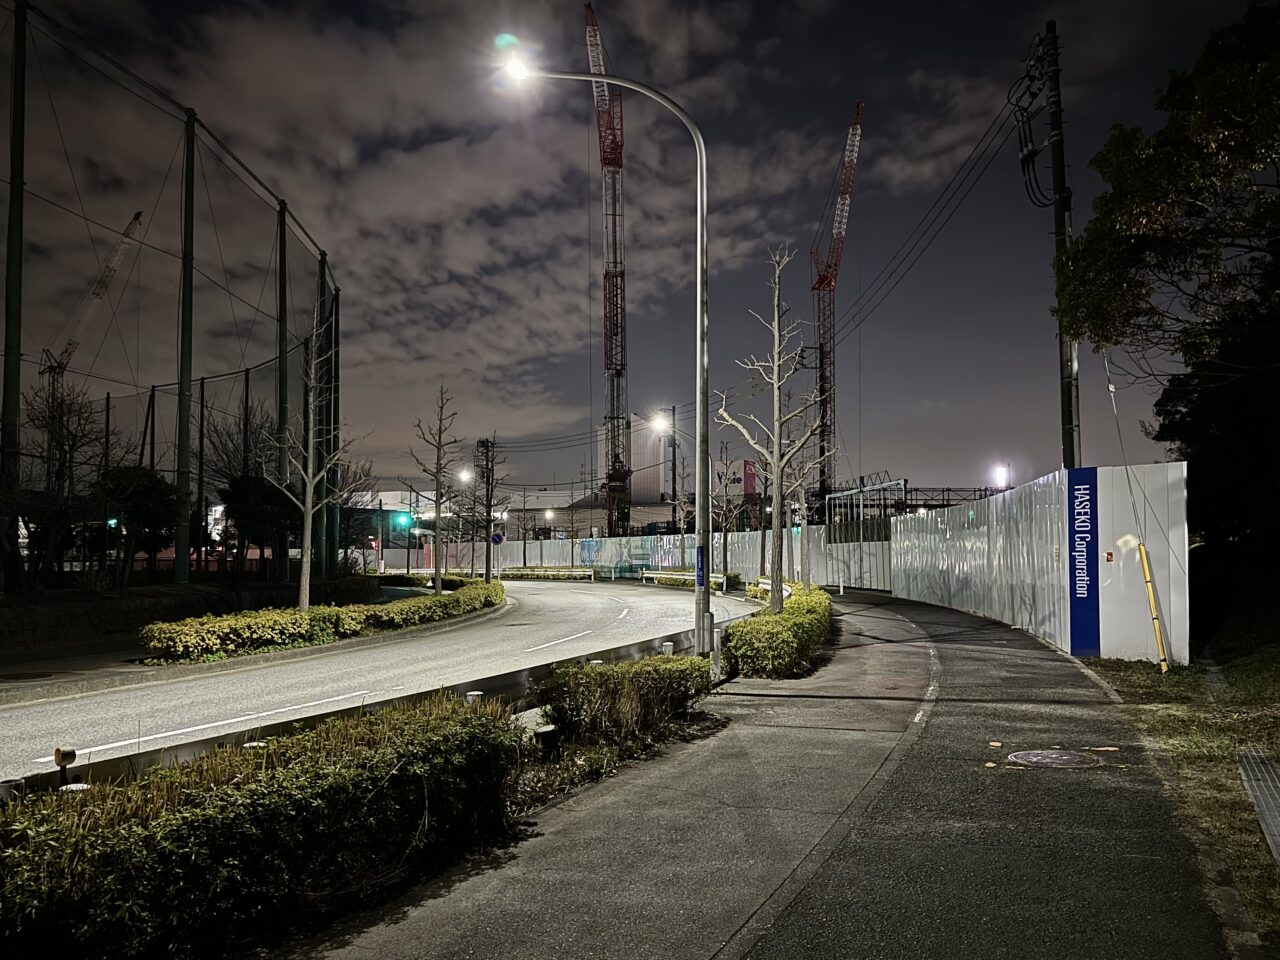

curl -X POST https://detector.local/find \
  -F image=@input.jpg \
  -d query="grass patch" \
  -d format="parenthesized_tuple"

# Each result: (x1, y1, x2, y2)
(1087, 638, 1280, 953)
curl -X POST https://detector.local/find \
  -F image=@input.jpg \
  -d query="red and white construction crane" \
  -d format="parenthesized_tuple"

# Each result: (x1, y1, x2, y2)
(40, 210, 143, 388)
(811, 102, 863, 502)
(585, 2, 631, 537)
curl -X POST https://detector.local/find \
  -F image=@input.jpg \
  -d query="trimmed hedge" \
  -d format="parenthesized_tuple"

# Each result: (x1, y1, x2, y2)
(724, 585, 832, 678)
(374, 572, 473, 591)
(142, 580, 505, 661)
(499, 568, 593, 581)
(0, 696, 524, 957)
(537, 655, 712, 745)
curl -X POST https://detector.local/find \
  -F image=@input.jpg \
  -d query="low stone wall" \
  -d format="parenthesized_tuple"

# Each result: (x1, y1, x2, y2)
(0, 577, 384, 662)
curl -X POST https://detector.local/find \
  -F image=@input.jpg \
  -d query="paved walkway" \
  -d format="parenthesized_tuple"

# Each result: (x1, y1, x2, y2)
(284, 593, 1232, 960)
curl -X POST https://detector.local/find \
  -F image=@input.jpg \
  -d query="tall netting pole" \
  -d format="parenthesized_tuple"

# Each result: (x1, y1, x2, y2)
(275, 199, 290, 581)
(313, 251, 329, 578)
(327, 286, 341, 574)
(174, 107, 197, 583)
(2, 0, 28, 593)
(197, 377, 205, 573)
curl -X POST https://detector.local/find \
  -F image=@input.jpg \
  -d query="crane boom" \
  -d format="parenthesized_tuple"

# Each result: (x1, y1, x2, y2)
(812, 103, 863, 503)
(44, 210, 143, 374)
(585, 2, 631, 536)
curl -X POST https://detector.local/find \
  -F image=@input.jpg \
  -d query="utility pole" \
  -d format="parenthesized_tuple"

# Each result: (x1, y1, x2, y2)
(275, 199, 290, 580)
(1044, 20, 1080, 469)
(173, 108, 196, 583)
(669, 404, 677, 532)
(2, 0, 27, 592)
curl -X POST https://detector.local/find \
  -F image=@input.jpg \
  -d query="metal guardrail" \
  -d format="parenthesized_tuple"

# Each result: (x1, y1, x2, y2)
(13, 607, 756, 796)
(639, 570, 733, 589)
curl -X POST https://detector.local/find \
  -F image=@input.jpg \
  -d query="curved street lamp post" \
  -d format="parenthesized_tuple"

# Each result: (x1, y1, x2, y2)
(504, 60, 713, 657)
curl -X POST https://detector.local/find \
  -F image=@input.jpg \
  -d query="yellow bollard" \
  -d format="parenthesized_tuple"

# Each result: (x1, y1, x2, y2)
(1138, 542, 1170, 674)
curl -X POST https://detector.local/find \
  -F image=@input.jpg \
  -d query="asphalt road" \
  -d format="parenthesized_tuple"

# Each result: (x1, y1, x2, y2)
(0, 581, 753, 781)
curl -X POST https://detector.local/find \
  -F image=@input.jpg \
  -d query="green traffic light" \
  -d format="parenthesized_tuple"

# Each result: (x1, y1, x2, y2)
(106, 518, 119, 528)
(397, 514, 410, 527)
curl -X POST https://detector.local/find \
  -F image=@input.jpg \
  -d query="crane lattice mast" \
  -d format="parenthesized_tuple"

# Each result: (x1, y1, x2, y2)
(811, 102, 863, 503)
(585, 2, 631, 537)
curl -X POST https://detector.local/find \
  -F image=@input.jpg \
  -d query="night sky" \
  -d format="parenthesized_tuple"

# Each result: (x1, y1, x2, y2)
(2, 0, 1237, 492)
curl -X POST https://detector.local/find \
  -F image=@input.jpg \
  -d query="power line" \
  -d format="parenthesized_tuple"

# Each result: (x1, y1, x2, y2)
(835, 114, 1017, 349)
(832, 104, 1016, 346)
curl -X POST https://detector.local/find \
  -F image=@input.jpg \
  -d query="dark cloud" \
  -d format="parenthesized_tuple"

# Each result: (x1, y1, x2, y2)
(2, 0, 1239, 489)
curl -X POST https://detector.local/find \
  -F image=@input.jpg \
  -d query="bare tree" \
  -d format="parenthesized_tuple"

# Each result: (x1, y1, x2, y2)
(515, 485, 537, 567)
(561, 463, 589, 568)
(410, 386, 463, 595)
(19, 379, 135, 580)
(716, 245, 825, 612)
(714, 441, 736, 581)
(474, 436, 509, 582)
(265, 309, 370, 611)
(205, 398, 273, 490)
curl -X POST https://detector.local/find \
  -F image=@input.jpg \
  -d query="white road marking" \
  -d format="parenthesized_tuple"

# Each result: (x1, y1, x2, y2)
(523, 630, 593, 653)
(616, 608, 630, 620)
(607, 596, 626, 603)
(30, 690, 374, 763)
(913, 647, 941, 723)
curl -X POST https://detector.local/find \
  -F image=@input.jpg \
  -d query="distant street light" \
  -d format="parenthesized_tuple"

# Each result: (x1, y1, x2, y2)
(544, 508, 555, 521)
(459, 469, 473, 484)
(994, 464, 1011, 489)
(501, 51, 714, 655)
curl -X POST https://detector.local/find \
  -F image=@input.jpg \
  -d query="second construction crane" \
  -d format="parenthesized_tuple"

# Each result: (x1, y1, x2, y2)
(585, 2, 631, 537)
(812, 102, 863, 502)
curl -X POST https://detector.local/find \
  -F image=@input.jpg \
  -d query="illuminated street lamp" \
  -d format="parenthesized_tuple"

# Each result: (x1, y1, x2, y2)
(501, 51, 714, 655)
(994, 464, 1011, 490)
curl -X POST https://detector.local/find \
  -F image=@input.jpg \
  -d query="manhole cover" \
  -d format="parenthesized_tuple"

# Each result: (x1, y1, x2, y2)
(0, 672, 54, 682)
(1008, 749, 1101, 769)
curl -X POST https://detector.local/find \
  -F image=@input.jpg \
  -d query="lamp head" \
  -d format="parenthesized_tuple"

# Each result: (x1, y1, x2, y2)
(503, 57, 531, 83)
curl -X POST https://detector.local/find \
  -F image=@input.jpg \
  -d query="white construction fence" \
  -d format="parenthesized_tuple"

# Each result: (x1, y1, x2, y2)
(892, 464, 1189, 663)
(371, 461, 1188, 665)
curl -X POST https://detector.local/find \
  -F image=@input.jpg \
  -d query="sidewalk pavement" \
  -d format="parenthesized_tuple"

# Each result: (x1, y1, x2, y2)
(285, 592, 1236, 960)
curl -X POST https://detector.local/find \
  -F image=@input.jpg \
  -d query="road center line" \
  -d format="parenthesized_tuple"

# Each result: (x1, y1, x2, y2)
(524, 630, 592, 653)
(30, 690, 373, 763)
(616, 608, 630, 620)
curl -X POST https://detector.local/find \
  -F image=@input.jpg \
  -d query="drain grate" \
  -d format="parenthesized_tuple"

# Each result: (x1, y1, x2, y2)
(1007, 749, 1101, 769)
(0, 672, 55, 682)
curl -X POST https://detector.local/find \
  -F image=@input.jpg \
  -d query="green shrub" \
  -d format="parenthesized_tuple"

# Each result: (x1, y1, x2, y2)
(537, 655, 711, 745)
(142, 581, 506, 662)
(315, 575, 386, 604)
(0, 695, 524, 958)
(375, 573, 473, 591)
(725, 586, 831, 678)
(499, 568, 592, 581)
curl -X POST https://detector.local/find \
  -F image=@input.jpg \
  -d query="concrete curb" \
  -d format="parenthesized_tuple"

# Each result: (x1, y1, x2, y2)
(0, 598, 517, 709)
